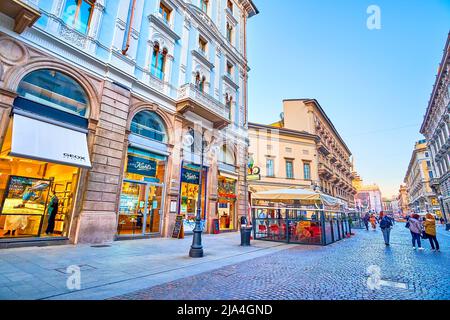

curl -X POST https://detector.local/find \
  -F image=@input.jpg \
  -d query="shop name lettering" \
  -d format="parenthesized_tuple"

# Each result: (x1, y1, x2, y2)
(131, 161, 155, 172)
(177, 304, 272, 318)
(63, 153, 86, 162)
(183, 172, 198, 181)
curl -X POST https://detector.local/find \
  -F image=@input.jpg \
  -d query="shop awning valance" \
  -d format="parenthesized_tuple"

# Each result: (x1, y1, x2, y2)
(9, 114, 92, 168)
(252, 187, 345, 208)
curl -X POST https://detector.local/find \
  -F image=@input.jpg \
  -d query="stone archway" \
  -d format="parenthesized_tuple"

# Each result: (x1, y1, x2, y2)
(4, 57, 101, 122)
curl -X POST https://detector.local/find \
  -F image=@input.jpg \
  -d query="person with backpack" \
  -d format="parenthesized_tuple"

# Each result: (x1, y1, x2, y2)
(379, 211, 393, 246)
(423, 213, 440, 252)
(408, 213, 424, 250)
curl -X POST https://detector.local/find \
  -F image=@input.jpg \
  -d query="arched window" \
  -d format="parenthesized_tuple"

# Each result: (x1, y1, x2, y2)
(225, 94, 233, 120)
(195, 72, 206, 92)
(151, 43, 167, 80)
(226, 23, 233, 43)
(131, 110, 167, 143)
(17, 69, 89, 117)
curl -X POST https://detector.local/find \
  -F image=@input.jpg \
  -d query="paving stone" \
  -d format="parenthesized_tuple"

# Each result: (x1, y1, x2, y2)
(111, 223, 450, 300)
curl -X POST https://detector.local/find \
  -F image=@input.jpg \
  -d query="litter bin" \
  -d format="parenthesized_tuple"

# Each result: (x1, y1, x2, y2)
(240, 217, 252, 246)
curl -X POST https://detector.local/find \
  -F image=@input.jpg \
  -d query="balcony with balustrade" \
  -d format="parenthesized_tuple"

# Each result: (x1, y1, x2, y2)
(176, 83, 231, 129)
(0, 0, 40, 34)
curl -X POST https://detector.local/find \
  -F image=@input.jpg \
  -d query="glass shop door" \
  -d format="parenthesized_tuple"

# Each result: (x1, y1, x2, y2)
(144, 183, 163, 234)
(117, 181, 149, 236)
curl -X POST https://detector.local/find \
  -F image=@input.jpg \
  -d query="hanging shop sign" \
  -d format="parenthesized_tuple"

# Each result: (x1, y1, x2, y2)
(247, 166, 261, 181)
(127, 155, 157, 177)
(246, 155, 260, 180)
(181, 168, 200, 184)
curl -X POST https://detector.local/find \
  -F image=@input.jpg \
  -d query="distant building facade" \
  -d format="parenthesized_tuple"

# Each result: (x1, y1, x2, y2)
(248, 123, 319, 192)
(404, 140, 440, 215)
(353, 172, 383, 213)
(248, 99, 357, 207)
(420, 33, 450, 225)
(397, 184, 409, 215)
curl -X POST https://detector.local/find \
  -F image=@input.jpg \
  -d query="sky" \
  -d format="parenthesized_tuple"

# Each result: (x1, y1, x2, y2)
(246, 0, 450, 198)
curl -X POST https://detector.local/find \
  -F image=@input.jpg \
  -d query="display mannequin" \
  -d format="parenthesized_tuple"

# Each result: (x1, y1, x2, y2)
(45, 191, 59, 235)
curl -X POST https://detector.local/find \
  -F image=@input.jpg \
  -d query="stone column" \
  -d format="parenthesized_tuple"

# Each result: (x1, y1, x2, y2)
(164, 114, 184, 237)
(0, 88, 16, 147)
(207, 154, 218, 234)
(236, 143, 248, 228)
(75, 81, 130, 244)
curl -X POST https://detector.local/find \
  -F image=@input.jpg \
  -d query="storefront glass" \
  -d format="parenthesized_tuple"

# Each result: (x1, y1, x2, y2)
(0, 156, 79, 239)
(117, 147, 166, 236)
(180, 163, 207, 233)
(217, 175, 236, 230)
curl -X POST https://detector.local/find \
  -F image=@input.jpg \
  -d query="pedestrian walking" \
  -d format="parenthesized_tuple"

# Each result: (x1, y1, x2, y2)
(408, 214, 424, 250)
(379, 211, 393, 246)
(423, 213, 440, 252)
(362, 212, 370, 231)
(369, 214, 377, 230)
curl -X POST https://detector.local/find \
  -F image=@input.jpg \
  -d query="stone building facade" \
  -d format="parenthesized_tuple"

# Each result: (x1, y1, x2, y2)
(0, 0, 258, 246)
(403, 140, 440, 216)
(247, 122, 319, 192)
(420, 33, 450, 226)
(248, 99, 356, 208)
(397, 184, 409, 215)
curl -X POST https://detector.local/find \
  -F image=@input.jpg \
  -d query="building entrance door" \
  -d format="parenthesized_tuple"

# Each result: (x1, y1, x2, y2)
(118, 180, 164, 236)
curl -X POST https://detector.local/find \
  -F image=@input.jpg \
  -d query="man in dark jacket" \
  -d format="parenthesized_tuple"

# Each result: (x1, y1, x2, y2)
(379, 211, 393, 246)
(362, 212, 370, 231)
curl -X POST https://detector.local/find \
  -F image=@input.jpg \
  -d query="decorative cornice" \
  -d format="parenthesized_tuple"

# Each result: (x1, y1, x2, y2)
(186, 4, 246, 67)
(148, 13, 181, 41)
(238, 0, 259, 18)
(222, 74, 239, 90)
(421, 32, 450, 134)
(191, 49, 214, 70)
(225, 8, 238, 26)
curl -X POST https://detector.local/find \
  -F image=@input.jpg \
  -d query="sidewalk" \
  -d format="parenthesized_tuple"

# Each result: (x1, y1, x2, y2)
(0, 232, 297, 300)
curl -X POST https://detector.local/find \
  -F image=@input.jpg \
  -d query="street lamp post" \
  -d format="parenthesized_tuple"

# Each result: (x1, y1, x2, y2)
(189, 130, 208, 258)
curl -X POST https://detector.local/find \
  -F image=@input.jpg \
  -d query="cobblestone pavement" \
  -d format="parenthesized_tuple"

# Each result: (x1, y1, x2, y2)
(112, 223, 450, 300)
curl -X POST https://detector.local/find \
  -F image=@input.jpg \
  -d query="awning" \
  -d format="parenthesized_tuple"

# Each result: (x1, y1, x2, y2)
(219, 171, 238, 180)
(252, 187, 345, 208)
(9, 114, 92, 168)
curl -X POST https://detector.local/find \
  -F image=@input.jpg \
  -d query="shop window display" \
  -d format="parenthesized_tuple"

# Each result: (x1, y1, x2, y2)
(0, 157, 78, 239)
(117, 148, 166, 236)
(180, 163, 207, 232)
(217, 176, 236, 230)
